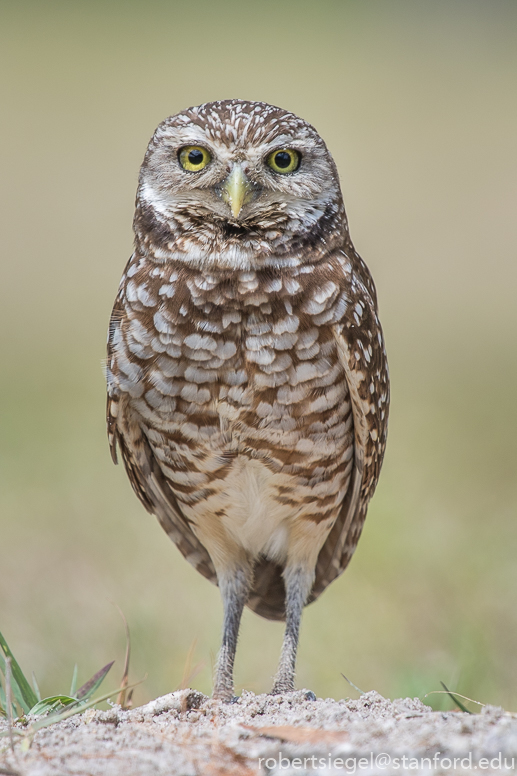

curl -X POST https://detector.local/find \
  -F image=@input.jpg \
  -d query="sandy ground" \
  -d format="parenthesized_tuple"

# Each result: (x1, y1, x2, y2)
(2, 690, 517, 775)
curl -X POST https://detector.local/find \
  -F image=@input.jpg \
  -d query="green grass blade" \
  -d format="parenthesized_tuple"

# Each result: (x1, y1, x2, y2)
(29, 695, 77, 716)
(0, 675, 145, 739)
(76, 661, 114, 701)
(33, 677, 144, 732)
(0, 633, 37, 713)
(69, 664, 78, 697)
(31, 673, 41, 703)
(440, 681, 473, 714)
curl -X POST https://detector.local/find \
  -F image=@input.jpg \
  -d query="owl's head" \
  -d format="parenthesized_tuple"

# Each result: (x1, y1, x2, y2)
(135, 100, 347, 269)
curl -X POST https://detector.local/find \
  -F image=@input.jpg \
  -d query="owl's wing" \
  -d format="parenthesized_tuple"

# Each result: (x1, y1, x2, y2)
(310, 262, 390, 603)
(108, 393, 218, 587)
(106, 291, 218, 588)
(247, 256, 389, 621)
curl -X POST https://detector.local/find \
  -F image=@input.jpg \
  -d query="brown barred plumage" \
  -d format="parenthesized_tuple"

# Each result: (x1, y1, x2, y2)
(106, 100, 389, 700)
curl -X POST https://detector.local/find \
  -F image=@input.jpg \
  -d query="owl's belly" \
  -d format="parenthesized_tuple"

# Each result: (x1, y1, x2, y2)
(168, 446, 353, 570)
(186, 456, 295, 563)
(140, 393, 355, 567)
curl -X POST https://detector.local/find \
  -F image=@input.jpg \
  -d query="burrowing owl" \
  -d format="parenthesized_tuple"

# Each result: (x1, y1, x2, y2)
(106, 100, 389, 701)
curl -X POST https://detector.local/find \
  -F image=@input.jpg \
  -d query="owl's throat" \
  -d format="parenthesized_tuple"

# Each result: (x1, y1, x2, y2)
(134, 199, 346, 271)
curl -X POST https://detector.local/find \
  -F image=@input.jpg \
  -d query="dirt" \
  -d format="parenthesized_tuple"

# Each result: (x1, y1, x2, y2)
(2, 689, 517, 775)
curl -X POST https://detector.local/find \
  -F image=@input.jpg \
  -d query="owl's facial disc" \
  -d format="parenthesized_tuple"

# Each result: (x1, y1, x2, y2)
(136, 101, 346, 268)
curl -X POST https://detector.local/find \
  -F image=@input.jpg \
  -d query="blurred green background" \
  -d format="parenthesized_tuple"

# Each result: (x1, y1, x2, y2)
(1, 0, 516, 710)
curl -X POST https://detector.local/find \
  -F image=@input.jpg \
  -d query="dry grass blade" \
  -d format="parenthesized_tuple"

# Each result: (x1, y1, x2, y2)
(179, 639, 196, 691)
(437, 682, 473, 713)
(178, 640, 205, 698)
(425, 686, 484, 712)
(202, 744, 259, 776)
(341, 673, 365, 695)
(112, 604, 131, 709)
(242, 724, 349, 745)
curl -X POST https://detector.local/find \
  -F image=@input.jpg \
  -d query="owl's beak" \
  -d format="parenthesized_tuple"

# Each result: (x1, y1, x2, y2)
(221, 164, 253, 219)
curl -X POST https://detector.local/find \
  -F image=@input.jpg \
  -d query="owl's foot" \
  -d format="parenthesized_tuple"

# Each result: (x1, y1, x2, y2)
(270, 682, 294, 695)
(212, 685, 236, 703)
(269, 686, 317, 701)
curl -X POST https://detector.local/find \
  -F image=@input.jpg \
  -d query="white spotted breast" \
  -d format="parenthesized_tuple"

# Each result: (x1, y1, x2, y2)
(107, 251, 359, 538)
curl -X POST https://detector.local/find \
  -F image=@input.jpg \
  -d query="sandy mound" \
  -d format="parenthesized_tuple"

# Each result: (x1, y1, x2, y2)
(2, 689, 517, 774)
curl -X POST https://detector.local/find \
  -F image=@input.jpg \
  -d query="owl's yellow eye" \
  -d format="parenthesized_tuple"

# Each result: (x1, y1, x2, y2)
(179, 146, 212, 172)
(266, 148, 300, 174)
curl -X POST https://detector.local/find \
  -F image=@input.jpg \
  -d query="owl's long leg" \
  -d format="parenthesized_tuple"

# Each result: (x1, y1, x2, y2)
(271, 565, 315, 694)
(213, 564, 253, 702)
